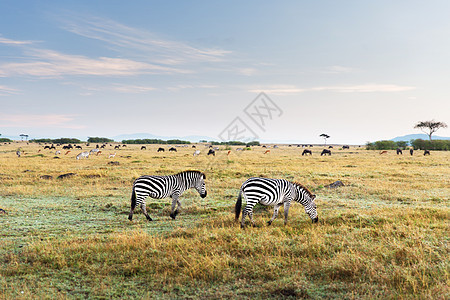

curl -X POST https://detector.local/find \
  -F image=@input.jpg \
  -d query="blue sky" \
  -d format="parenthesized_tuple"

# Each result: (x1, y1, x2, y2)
(1, 1, 449, 144)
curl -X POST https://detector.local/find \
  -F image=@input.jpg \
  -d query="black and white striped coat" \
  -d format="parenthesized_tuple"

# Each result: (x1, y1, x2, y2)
(235, 177, 318, 227)
(128, 170, 207, 221)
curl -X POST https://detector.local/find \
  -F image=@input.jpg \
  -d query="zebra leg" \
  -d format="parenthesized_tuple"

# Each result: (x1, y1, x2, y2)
(140, 203, 153, 221)
(283, 201, 291, 225)
(240, 210, 248, 228)
(268, 203, 282, 226)
(170, 195, 179, 219)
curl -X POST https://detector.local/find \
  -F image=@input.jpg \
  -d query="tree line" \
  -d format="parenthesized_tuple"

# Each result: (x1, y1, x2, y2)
(366, 139, 449, 151)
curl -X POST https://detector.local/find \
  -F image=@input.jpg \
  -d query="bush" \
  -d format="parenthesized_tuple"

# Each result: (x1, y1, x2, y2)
(410, 139, 449, 150)
(88, 137, 114, 143)
(122, 139, 190, 144)
(0, 138, 12, 143)
(366, 140, 397, 150)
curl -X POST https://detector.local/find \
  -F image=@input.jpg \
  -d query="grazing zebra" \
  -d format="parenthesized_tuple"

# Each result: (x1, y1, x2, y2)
(424, 150, 430, 156)
(207, 149, 215, 156)
(193, 150, 201, 156)
(396, 148, 403, 155)
(235, 177, 318, 228)
(76, 151, 89, 159)
(129, 170, 207, 221)
(90, 148, 100, 155)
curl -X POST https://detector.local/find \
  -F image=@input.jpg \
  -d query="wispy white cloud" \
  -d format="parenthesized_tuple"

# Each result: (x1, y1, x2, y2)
(311, 84, 416, 93)
(0, 48, 190, 78)
(322, 65, 358, 74)
(60, 14, 231, 65)
(0, 113, 86, 129)
(111, 84, 157, 93)
(248, 84, 415, 95)
(0, 36, 34, 45)
(248, 85, 306, 95)
(0, 85, 19, 96)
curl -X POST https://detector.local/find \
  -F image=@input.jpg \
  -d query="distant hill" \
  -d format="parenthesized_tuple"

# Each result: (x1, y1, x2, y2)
(391, 134, 450, 142)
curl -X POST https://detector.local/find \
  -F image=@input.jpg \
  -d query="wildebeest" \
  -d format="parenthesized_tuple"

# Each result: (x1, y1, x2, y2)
(321, 149, 331, 156)
(157, 148, 165, 152)
(141, 146, 146, 150)
(396, 148, 403, 155)
(169, 147, 177, 152)
(302, 149, 312, 156)
(207, 149, 215, 156)
(328, 146, 333, 149)
(342, 145, 350, 149)
(75, 145, 82, 149)
(410, 149, 414, 156)
(424, 150, 430, 156)
(114, 145, 120, 150)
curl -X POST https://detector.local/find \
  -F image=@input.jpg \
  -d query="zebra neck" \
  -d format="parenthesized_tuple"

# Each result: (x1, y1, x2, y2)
(176, 174, 196, 190)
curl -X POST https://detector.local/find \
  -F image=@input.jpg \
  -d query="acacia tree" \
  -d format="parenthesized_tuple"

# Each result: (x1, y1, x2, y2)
(414, 120, 448, 141)
(320, 133, 330, 145)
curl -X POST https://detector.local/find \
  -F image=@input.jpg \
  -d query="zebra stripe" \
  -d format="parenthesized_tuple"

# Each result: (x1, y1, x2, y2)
(128, 170, 207, 221)
(235, 177, 318, 227)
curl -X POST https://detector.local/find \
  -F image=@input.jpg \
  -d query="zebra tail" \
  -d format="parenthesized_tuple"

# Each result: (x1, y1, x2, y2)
(130, 185, 137, 209)
(235, 190, 242, 221)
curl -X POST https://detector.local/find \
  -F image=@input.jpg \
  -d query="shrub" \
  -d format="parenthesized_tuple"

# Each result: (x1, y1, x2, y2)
(410, 139, 449, 150)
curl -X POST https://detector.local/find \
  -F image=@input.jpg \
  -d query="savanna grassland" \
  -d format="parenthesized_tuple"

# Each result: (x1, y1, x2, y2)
(0, 142, 448, 299)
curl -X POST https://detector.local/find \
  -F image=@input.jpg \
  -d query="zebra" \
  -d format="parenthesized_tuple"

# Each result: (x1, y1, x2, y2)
(235, 177, 318, 228)
(76, 151, 89, 159)
(128, 170, 207, 221)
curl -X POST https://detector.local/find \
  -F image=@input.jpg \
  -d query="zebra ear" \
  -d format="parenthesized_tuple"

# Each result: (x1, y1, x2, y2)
(202, 173, 206, 179)
(312, 195, 316, 200)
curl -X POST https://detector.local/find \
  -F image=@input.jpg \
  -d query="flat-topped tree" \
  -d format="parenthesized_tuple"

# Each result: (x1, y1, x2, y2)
(320, 133, 330, 145)
(414, 120, 447, 141)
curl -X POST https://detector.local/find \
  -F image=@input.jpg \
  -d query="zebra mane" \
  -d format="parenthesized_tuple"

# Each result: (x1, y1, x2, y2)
(176, 170, 206, 179)
(291, 181, 314, 198)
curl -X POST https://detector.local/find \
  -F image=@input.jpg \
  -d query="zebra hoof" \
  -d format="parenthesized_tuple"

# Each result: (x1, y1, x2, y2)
(128, 215, 133, 221)
(146, 216, 153, 221)
(267, 221, 272, 226)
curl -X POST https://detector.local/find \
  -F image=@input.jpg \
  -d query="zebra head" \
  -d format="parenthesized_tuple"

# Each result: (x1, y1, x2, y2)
(294, 183, 318, 223)
(306, 195, 318, 223)
(195, 173, 207, 198)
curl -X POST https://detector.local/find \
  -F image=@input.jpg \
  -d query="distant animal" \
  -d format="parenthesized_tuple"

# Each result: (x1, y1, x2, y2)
(157, 148, 165, 152)
(76, 151, 90, 160)
(75, 145, 82, 149)
(141, 146, 146, 150)
(0, 208, 7, 214)
(302, 149, 312, 156)
(192, 145, 196, 148)
(128, 170, 207, 221)
(321, 149, 331, 156)
(342, 145, 350, 149)
(16, 150, 22, 157)
(193, 150, 201, 156)
(410, 149, 414, 156)
(213, 147, 219, 151)
(168, 147, 177, 152)
(424, 150, 430, 156)
(65, 151, 71, 155)
(109, 153, 116, 159)
(227, 150, 231, 156)
(262, 145, 267, 148)
(49, 145, 56, 150)
(55, 151, 61, 155)
(235, 177, 318, 228)
(264, 150, 270, 154)
(44, 145, 50, 149)
(100, 144, 106, 149)
(328, 146, 333, 149)
(114, 145, 120, 150)
(207, 149, 215, 156)
(57, 173, 76, 179)
(396, 148, 403, 155)
(236, 148, 243, 151)
(96, 151, 102, 156)
(380, 151, 388, 155)
(90, 148, 100, 155)
(273, 145, 279, 149)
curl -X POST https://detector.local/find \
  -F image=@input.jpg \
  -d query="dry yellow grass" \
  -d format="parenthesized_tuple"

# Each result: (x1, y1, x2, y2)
(0, 141, 449, 299)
